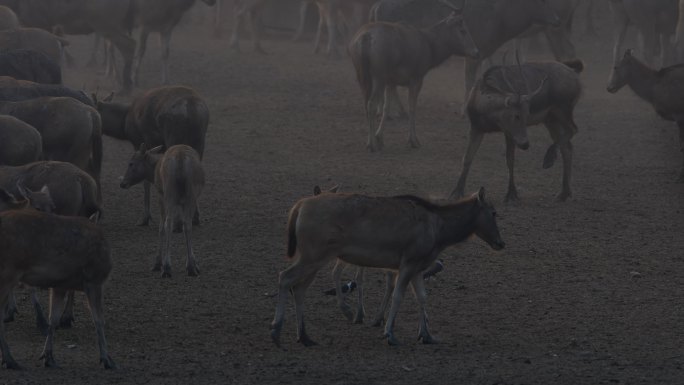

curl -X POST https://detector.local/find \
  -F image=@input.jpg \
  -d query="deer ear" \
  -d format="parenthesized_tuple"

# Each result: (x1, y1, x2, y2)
(313, 186, 322, 196)
(147, 145, 164, 154)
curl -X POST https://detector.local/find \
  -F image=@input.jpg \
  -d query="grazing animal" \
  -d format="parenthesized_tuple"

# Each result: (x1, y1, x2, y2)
(0, 115, 42, 166)
(0, 97, 103, 199)
(313, 0, 377, 57)
(0, 28, 69, 64)
(271, 188, 505, 346)
(610, 0, 678, 67)
(0, 49, 62, 84)
(607, 49, 684, 182)
(452, 56, 583, 202)
(120, 145, 205, 278)
(348, 2, 479, 151)
(0, 0, 137, 90)
(0, 206, 115, 370)
(131, 0, 217, 85)
(0, 5, 19, 30)
(370, 0, 561, 115)
(0, 76, 93, 105)
(0, 161, 101, 333)
(228, 0, 268, 53)
(95, 86, 208, 226)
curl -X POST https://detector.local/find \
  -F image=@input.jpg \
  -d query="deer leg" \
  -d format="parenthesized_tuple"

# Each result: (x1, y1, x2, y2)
(108, 34, 135, 92)
(324, 3, 340, 58)
(332, 260, 353, 321)
(461, 58, 481, 117)
(160, 31, 173, 85)
(292, 1, 309, 41)
(371, 271, 394, 327)
(293, 268, 319, 347)
(411, 275, 436, 344)
(161, 204, 173, 278)
(661, 32, 675, 67)
(59, 291, 75, 329)
(384, 269, 413, 346)
(504, 135, 518, 203)
(642, 27, 658, 67)
(30, 289, 49, 335)
(544, 28, 576, 62)
(451, 129, 484, 199)
(556, 140, 573, 202)
(153, 201, 165, 272)
(546, 117, 574, 201)
(677, 121, 684, 182)
(229, 4, 244, 52)
(388, 86, 408, 120)
(366, 81, 383, 152)
(87, 34, 102, 68)
(583, 0, 597, 37)
(247, 9, 266, 54)
(372, 85, 390, 150)
(407, 79, 424, 149)
(610, 1, 629, 66)
(213, 0, 223, 38)
(353, 267, 365, 324)
(184, 218, 200, 277)
(40, 288, 67, 368)
(3, 289, 17, 323)
(84, 283, 116, 369)
(138, 181, 152, 226)
(133, 28, 150, 86)
(313, 3, 325, 53)
(0, 278, 22, 370)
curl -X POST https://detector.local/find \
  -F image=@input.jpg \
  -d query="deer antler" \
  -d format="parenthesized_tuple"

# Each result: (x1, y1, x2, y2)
(438, 0, 463, 12)
(500, 51, 519, 95)
(515, 50, 531, 95)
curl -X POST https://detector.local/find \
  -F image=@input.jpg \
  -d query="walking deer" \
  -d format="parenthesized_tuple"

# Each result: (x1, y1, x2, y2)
(271, 188, 504, 346)
(608, 49, 684, 182)
(0, 207, 115, 370)
(120, 144, 205, 278)
(348, 1, 479, 151)
(452, 55, 583, 202)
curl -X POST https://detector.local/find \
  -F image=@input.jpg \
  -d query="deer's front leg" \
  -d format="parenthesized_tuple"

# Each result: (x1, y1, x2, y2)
(451, 129, 484, 199)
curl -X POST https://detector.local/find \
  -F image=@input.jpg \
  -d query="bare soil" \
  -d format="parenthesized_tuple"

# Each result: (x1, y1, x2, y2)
(2, 6, 684, 385)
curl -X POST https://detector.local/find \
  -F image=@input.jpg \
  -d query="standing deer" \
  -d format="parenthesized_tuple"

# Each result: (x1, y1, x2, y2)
(0, 49, 62, 84)
(608, 49, 684, 182)
(452, 55, 583, 202)
(271, 188, 504, 347)
(228, 0, 268, 53)
(0, 205, 115, 370)
(120, 144, 205, 278)
(95, 86, 208, 226)
(0, 115, 42, 166)
(348, 1, 479, 151)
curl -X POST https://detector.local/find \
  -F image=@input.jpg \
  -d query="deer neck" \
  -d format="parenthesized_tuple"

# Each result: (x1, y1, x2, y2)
(436, 199, 479, 248)
(626, 59, 658, 104)
(100, 103, 130, 141)
(423, 22, 458, 70)
(146, 154, 162, 183)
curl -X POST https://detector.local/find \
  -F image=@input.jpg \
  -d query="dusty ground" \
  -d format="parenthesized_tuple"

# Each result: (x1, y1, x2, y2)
(2, 5, 684, 385)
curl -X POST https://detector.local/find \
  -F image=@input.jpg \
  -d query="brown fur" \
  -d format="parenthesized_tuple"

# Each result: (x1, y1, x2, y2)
(0, 115, 42, 166)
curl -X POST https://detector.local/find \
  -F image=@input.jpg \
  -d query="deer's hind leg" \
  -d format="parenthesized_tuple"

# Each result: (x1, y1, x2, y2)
(40, 288, 67, 368)
(504, 134, 518, 202)
(544, 113, 575, 201)
(411, 275, 436, 344)
(332, 260, 353, 321)
(371, 271, 394, 327)
(0, 277, 21, 370)
(353, 267, 365, 324)
(384, 268, 415, 346)
(451, 128, 484, 199)
(84, 283, 116, 369)
(677, 120, 684, 182)
(366, 80, 384, 152)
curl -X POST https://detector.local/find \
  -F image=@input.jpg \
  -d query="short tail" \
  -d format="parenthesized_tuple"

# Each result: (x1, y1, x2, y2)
(286, 203, 300, 259)
(563, 59, 584, 74)
(350, 32, 373, 106)
(90, 111, 103, 203)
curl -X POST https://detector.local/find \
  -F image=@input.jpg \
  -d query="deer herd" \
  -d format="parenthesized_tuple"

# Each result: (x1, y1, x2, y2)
(0, 0, 680, 372)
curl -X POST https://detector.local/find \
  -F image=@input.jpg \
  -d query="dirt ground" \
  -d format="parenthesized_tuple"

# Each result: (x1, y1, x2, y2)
(2, 4, 684, 385)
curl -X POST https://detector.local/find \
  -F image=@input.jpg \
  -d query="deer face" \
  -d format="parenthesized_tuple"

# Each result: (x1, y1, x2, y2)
(491, 96, 531, 150)
(445, 12, 479, 59)
(120, 150, 148, 189)
(17, 185, 56, 213)
(472, 188, 505, 251)
(607, 50, 633, 93)
(526, 0, 561, 27)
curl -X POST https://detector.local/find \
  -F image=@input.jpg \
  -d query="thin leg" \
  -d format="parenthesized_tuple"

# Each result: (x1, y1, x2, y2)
(372, 86, 390, 150)
(451, 129, 484, 199)
(557, 140, 573, 202)
(546, 116, 574, 201)
(40, 288, 67, 368)
(31, 289, 49, 335)
(461, 58, 481, 117)
(213, 0, 223, 38)
(324, 2, 340, 57)
(184, 219, 200, 277)
(160, 31, 173, 85)
(3, 289, 17, 323)
(353, 267, 365, 324)
(133, 29, 150, 86)
(384, 269, 413, 346)
(610, 3, 629, 66)
(161, 207, 173, 278)
(229, 3, 244, 51)
(504, 135, 518, 202)
(0, 279, 21, 370)
(366, 81, 383, 152)
(247, 9, 266, 54)
(678, 122, 684, 182)
(59, 291, 75, 329)
(313, 3, 325, 53)
(84, 284, 116, 369)
(293, 1, 310, 41)
(407, 79, 424, 148)
(411, 275, 436, 344)
(153, 201, 165, 272)
(87, 34, 101, 68)
(387, 86, 408, 120)
(371, 271, 394, 327)
(138, 181, 152, 226)
(332, 260, 353, 321)
(293, 271, 318, 346)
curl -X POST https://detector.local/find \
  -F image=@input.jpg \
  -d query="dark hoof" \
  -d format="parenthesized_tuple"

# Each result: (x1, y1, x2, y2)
(409, 138, 421, 149)
(370, 318, 384, 327)
(419, 334, 439, 344)
(555, 191, 571, 202)
(353, 312, 364, 325)
(187, 265, 200, 277)
(41, 352, 59, 368)
(161, 265, 172, 278)
(58, 316, 74, 329)
(3, 313, 14, 323)
(172, 224, 183, 234)
(2, 359, 23, 370)
(386, 333, 401, 346)
(36, 316, 49, 336)
(101, 356, 117, 370)
(270, 325, 282, 347)
(504, 191, 519, 203)
(297, 335, 317, 347)
(543, 144, 558, 169)
(136, 215, 151, 226)
(341, 306, 354, 322)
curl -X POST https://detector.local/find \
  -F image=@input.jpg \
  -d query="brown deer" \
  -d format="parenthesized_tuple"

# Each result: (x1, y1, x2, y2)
(608, 49, 684, 182)
(0, 115, 42, 166)
(0, 76, 93, 105)
(0, 205, 115, 370)
(0, 49, 62, 84)
(0, 27, 69, 65)
(95, 86, 208, 226)
(271, 188, 504, 347)
(120, 144, 205, 278)
(452, 54, 583, 202)
(348, 1, 479, 151)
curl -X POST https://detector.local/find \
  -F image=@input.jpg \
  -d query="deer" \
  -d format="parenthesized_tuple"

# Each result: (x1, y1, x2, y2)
(228, 0, 268, 53)
(370, 0, 562, 116)
(348, 0, 479, 152)
(0, 5, 18, 30)
(95, 86, 208, 226)
(0, 199, 116, 370)
(271, 187, 504, 347)
(0, 161, 102, 334)
(607, 49, 684, 182)
(131, 0, 217, 85)
(0, 115, 42, 166)
(120, 144, 205, 278)
(0, 97, 103, 200)
(0, 27, 70, 65)
(0, 76, 93, 106)
(0, 49, 62, 84)
(451, 53, 584, 202)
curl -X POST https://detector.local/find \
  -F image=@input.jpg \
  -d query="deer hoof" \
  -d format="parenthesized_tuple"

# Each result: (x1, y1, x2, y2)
(59, 315, 74, 329)
(41, 352, 59, 368)
(419, 334, 439, 345)
(2, 358, 24, 371)
(297, 334, 317, 347)
(187, 265, 200, 277)
(409, 137, 421, 149)
(161, 265, 172, 278)
(504, 191, 519, 203)
(101, 355, 117, 370)
(353, 313, 364, 325)
(371, 317, 384, 327)
(136, 215, 151, 227)
(385, 333, 401, 346)
(555, 191, 571, 202)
